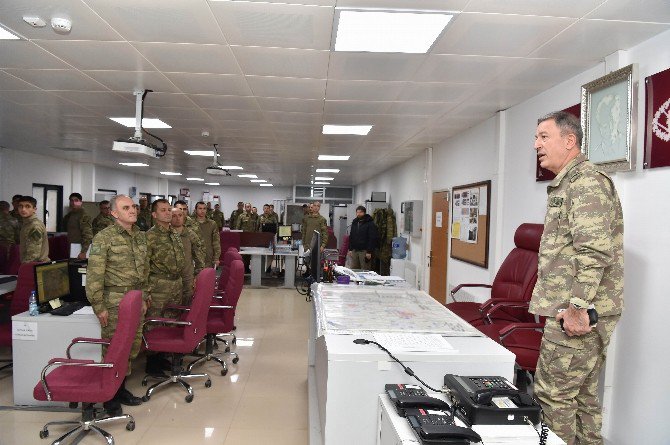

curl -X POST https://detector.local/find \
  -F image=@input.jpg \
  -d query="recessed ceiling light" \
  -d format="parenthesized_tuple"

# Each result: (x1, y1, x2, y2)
(184, 150, 218, 156)
(316, 169, 340, 173)
(323, 125, 372, 135)
(160, 171, 182, 176)
(315, 177, 334, 181)
(186, 177, 204, 181)
(259, 184, 273, 187)
(318, 155, 350, 161)
(109, 117, 171, 129)
(314, 182, 330, 185)
(118, 162, 148, 167)
(334, 10, 452, 54)
(238, 174, 258, 178)
(205, 182, 220, 186)
(218, 165, 243, 170)
(0, 25, 20, 40)
(250, 179, 266, 183)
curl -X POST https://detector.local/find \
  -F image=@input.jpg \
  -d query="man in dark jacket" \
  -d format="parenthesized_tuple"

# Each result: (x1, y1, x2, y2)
(346, 206, 379, 269)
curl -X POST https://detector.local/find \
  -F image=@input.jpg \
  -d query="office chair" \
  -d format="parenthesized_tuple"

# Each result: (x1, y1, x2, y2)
(447, 223, 543, 327)
(32, 291, 143, 444)
(0, 262, 39, 372)
(141, 268, 216, 403)
(186, 259, 244, 376)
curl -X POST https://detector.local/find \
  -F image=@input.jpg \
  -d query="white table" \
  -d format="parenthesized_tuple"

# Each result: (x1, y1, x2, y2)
(308, 284, 516, 445)
(11, 310, 101, 406)
(0, 275, 17, 295)
(240, 247, 298, 289)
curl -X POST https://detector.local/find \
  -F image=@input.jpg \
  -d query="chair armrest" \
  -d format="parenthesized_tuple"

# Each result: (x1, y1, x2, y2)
(66, 337, 111, 359)
(143, 317, 192, 327)
(483, 302, 530, 324)
(499, 323, 545, 342)
(162, 304, 190, 314)
(40, 359, 113, 401)
(450, 283, 492, 301)
(210, 305, 233, 310)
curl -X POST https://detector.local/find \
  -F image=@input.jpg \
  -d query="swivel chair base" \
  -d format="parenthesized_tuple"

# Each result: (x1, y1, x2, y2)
(39, 403, 134, 445)
(141, 354, 211, 403)
(188, 334, 239, 376)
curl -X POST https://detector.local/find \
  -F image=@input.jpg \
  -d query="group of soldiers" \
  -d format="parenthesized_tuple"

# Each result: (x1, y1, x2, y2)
(228, 201, 280, 233)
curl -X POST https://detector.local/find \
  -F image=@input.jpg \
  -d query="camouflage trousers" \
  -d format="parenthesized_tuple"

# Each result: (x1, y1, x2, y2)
(146, 275, 183, 321)
(534, 315, 620, 445)
(181, 274, 194, 305)
(101, 291, 144, 376)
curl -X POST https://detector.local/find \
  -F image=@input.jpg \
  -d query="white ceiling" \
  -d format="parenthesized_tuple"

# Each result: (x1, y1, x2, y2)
(0, 0, 668, 187)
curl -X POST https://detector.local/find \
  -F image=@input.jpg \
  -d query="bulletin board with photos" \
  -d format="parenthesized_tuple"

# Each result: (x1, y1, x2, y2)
(450, 180, 491, 269)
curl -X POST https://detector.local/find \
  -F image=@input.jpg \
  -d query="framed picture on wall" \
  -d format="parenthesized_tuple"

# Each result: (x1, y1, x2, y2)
(644, 66, 670, 169)
(581, 63, 637, 173)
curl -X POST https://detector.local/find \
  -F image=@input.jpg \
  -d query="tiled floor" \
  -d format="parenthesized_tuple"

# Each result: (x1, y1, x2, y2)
(0, 288, 310, 444)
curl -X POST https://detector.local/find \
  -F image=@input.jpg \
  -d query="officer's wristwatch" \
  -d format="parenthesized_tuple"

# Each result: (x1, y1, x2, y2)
(569, 297, 589, 310)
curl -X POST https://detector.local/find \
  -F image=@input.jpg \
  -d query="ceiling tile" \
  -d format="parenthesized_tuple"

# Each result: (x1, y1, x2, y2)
(144, 106, 211, 121)
(264, 111, 322, 124)
(85, 0, 226, 44)
(385, 101, 458, 116)
(325, 80, 407, 101)
(396, 82, 477, 102)
(189, 94, 259, 110)
(5, 69, 107, 91)
(165, 73, 252, 95)
(83, 70, 180, 93)
(210, 2, 334, 49)
(463, 0, 605, 17)
(53, 91, 133, 108)
(132, 42, 241, 75)
(337, 0, 468, 9)
(36, 41, 152, 71)
(256, 97, 323, 113)
(329, 53, 426, 81)
(203, 109, 264, 121)
(0, 41, 71, 69)
(225, 0, 336, 5)
(415, 54, 518, 83)
(495, 58, 599, 90)
(587, 0, 670, 23)
(0, 89, 74, 106)
(231, 46, 329, 79)
(324, 100, 392, 114)
(0, 71, 39, 90)
(246, 76, 326, 99)
(433, 13, 575, 57)
(139, 92, 192, 108)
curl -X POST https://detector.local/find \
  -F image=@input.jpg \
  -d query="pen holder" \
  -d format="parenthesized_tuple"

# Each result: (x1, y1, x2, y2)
(336, 275, 350, 285)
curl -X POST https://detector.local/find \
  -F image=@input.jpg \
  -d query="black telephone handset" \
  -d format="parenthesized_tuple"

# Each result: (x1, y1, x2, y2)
(405, 408, 482, 445)
(385, 384, 451, 416)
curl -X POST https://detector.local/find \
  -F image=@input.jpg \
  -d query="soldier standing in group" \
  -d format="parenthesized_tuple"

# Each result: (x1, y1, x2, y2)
(9, 194, 22, 224)
(0, 200, 19, 247)
(229, 201, 244, 229)
(269, 204, 279, 223)
(531, 111, 624, 445)
(236, 203, 256, 273)
(195, 201, 221, 268)
(62, 192, 93, 260)
(250, 206, 259, 228)
(258, 204, 279, 274)
(174, 200, 202, 242)
(86, 195, 147, 413)
(171, 207, 205, 304)
(206, 202, 214, 220)
(212, 203, 225, 230)
(17, 196, 49, 263)
(144, 199, 185, 374)
(92, 200, 115, 236)
(301, 201, 328, 251)
(136, 195, 153, 231)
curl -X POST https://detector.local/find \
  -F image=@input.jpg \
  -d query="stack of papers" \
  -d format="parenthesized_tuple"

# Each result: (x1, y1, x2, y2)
(373, 332, 456, 353)
(472, 424, 565, 445)
(73, 306, 95, 316)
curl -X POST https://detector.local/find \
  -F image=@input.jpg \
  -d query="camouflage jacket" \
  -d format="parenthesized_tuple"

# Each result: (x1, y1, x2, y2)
(179, 226, 206, 276)
(301, 213, 328, 249)
(212, 210, 225, 230)
(63, 208, 93, 252)
(146, 224, 185, 283)
(236, 212, 258, 232)
(530, 154, 624, 318)
(229, 209, 244, 229)
(196, 218, 221, 266)
(258, 213, 278, 231)
(0, 212, 19, 245)
(86, 224, 148, 314)
(137, 207, 153, 231)
(92, 213, 115, 236)
(19, 214, 49, 263)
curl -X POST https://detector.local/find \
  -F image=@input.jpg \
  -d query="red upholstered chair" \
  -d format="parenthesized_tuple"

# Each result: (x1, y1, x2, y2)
(219, 231, 240, 262)
(338, 235, 350, 266)
(141, 268, 216, 403)
(5, 244, 20, 275)
(447, 223, 543, 327)
(0, 262, 40, 372)
(216, 248, 242, 295)
(187, 259, 244, 376)
(32, 291, 142, 443)
(48, 234, 70, 261)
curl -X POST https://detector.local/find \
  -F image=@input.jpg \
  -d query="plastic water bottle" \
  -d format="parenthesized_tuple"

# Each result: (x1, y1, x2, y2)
(29, 291, 39, 316)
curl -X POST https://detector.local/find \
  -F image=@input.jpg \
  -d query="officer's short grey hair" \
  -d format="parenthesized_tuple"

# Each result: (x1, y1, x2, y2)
(538, 111, 583, 147)
(109, 194, 131, 212)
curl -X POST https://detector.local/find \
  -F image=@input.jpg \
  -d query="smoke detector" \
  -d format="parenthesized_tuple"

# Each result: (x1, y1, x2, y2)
(51, 17, 72, 34)
(201, 130, 210, 137)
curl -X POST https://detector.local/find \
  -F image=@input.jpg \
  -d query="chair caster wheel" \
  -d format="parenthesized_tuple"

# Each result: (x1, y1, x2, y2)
(142, 395, 150, 402)
(221, 369, 228, 376)
(126, 421, 135, 431)
(39, 430, 49, 439)
(225, 347, 231, 353)
(205, 380, 212, 388)
(232, 357, 239, 364)
(185, 394, 194, 403)
(232, 338, 237, 344)
(213, 342, 219, 350)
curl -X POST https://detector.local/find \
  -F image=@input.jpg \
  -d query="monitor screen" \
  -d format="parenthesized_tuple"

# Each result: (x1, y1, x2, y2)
(278, 225, 292, 239)
(310, 229, 321, 283)
(34, 260, 70, 304)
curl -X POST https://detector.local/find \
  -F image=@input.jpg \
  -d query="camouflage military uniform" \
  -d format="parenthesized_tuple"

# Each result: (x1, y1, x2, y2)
(301, 213, 328, 249)
(92, 213, 115, 236)
(178, 226, 206, 304)
(212, 209, 225, 230)
(63, 208, 93, 253)
(196, 218, 221, 267)
(145, 224, 185, 320)
(258, 213, 279, 232)
(19, 214, 49, 263)
(86, 224, 148, 374)
(530, 153, 623, 445)
(0, 212, 19, 245)
(229, 209, 244, 229)
(137, 207, 153, 231)
(236, 212, 257, 232)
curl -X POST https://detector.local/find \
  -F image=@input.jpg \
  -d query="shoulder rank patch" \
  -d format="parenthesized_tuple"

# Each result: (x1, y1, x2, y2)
(90, 245, 101, 255)
(549, 196, 564, 207)
(569, 171, 582, 183)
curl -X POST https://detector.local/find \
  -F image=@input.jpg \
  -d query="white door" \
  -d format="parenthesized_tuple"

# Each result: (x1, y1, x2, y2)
(32, 185, 45, 225)
(45, 189, 59, 232)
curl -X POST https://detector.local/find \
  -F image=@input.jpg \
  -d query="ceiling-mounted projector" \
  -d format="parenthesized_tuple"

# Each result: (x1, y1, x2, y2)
(111, 90, 167, 158)
(206, 144, 231, 176)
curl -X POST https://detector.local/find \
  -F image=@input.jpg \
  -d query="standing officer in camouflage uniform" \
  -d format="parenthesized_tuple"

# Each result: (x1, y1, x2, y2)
(92, 200, 115, 236)
(17, 196, 49, 263)
(229, 201, 244, 229)
(87, 195, 147, 413)
(205, 201, 214, 220)
(195, 201, 221, 268)
(212, 203, 225, 230)
(136, 195, 153, 231)
(171, 207, 205, 304)
(269, 204, 279, 223)
(0, 200, 19, 247)
(62, 193, 93, 260)
(301, 201, 328, 251)
(9, 194, 22, 224)
(236, 203, 256, 273)
(174, 200, 202, 243)
(145, 199, 185, 373)
(531, 111, 623, 445)
(259, 204, 279, 273)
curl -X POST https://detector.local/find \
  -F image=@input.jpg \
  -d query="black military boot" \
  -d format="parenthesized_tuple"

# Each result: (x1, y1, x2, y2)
(145, 354, 168, 377)
(116, 378, 143, 406)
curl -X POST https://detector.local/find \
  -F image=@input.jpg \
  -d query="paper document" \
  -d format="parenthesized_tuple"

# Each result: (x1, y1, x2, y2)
(70, 243, 91, 258)
(373, 332, 455, 352)
(73, 306, 95, 315)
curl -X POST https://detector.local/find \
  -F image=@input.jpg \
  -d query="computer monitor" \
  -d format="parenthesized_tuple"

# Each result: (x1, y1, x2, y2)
(34, 260, 70, 304)
(278, 225, 292, 241)
(310, 229, 322, 283)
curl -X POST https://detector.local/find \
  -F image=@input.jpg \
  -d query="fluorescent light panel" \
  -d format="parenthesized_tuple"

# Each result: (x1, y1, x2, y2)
(186, 177, 204, 181)
(238, 174, 258, 178)
(119, 162, 148, 167)
(334, 10, 452, 54)
(109, 117, 171, 129)
(323, 124, 372, 135)
(184, 150, 218, 156)
(160, 171, 182, 176)
(218, 165, 243, 170)
(250, 179, 266, 183)
(0, 25, 20, 40)
(313, 182, 330, 185)
(315, 177, 334, 181)
(316, 169, 340, 173)
(259, 184, 273, 187)
(205, 182, 220, 185)
(318, 155, 350, 161)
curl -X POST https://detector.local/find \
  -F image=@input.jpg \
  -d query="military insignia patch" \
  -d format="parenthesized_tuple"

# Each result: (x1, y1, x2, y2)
(549, 197, 564, 207)
(90, 245, 101, 255)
